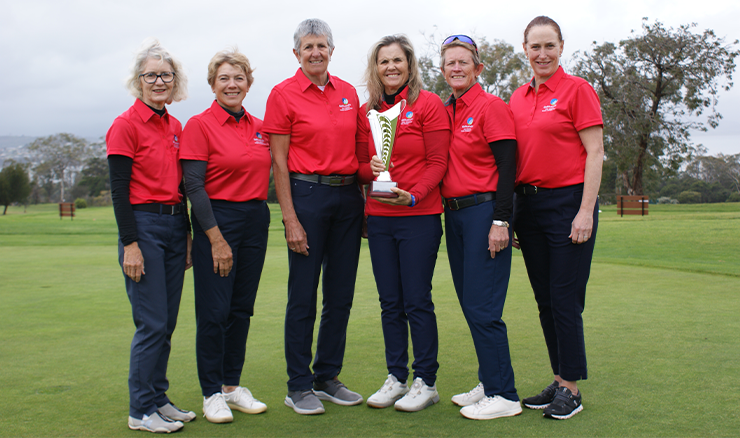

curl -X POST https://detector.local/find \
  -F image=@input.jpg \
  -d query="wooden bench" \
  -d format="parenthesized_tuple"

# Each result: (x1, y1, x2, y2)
(616, 195, 649, 216)
(59, 202, 75, 220)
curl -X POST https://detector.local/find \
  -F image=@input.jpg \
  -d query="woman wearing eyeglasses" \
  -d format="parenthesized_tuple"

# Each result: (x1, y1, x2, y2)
(509, 16, 603, 420)
(356, 34, 450, 412)
(107, 39, 194, 433)
(439, 35, 521, 421)
(180, 48, 271, 424)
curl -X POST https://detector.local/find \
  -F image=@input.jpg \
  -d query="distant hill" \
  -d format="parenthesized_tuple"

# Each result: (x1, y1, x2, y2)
(0, 136, 37, 149)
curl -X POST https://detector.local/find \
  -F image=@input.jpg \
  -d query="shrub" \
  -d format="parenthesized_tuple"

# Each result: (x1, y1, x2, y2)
(657, 196, 678, 204)
(727, 192, 740, 202)
(74, 198, 87, 209)
(678, 191, 701, 204)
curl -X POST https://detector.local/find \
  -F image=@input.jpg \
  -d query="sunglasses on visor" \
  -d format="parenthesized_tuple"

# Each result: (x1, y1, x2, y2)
(442, 35, 479, 53)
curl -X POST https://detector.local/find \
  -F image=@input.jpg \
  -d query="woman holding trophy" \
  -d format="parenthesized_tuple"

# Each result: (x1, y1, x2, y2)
(439, 35, 521, 420)
(356, 34, 450, 412)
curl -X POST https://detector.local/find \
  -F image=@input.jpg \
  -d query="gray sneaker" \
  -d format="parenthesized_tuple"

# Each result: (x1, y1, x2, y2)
(128, 412, 184, 433)
(313, 378, 363, 406)
(284, 390, 325, 415)
(158, 402, 196, 422)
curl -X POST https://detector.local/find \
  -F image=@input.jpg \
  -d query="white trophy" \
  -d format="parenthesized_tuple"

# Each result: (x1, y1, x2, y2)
(367, 99, 406, 198)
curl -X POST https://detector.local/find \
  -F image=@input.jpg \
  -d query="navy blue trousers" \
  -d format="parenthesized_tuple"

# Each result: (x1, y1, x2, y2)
(120, 210, 187, 419)
(514, 185, 597, 381)
(285, 179, 364, 391)
(367, 214, 442, 386)
(445, 201, 518, 401)
(192, 200, 269, 397)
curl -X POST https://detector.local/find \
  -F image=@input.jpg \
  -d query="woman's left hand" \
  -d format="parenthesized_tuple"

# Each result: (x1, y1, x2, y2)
(372, 187, 412, 206)
(570, 209, 594, 244)
(185, 233, 193, 270)
(488, 224, 509, 258)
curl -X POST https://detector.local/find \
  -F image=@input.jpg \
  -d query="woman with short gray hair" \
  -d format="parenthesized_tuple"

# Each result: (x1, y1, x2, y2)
(107, 39, 194, 433)
(264, 18, 364, 415)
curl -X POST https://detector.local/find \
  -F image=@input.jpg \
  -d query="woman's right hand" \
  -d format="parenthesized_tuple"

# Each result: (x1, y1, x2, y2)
(123, 242, 145, 282)
(370, 155, 385, 177)
(211, 237, 233, 277)
(285, 218, 309, 256)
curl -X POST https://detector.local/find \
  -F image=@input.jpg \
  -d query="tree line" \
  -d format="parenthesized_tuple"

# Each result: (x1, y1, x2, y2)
(2, 19, 737, 213)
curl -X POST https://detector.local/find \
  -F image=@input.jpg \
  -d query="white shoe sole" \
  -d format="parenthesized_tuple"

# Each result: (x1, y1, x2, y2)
(227, 401, 267, 414)
(314, 390, 363, 406)
(394, 393, 440, 412)
(284, 396, 325, 415)
(451, 394, 485, 407)
(461, 405, 522, 420)
(204, 413, 233, 424)
(367, 392, 408, 408)
(546, 404, 583, 419)
(523, 402, 550, 410)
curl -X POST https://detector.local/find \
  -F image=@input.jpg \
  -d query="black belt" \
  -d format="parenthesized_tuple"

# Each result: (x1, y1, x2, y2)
(444, 192, 496, 211)
(515, 183, 583, 195)
(132, 203, 184, 215)
(290, 173, 356, 187)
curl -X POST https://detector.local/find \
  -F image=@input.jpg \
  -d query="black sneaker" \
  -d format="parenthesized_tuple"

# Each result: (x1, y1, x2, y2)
(522, 380, 559, 409)
(543, 387, 583, 419)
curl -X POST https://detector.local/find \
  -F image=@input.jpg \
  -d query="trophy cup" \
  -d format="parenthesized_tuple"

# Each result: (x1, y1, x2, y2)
(367, 99, 406, 198)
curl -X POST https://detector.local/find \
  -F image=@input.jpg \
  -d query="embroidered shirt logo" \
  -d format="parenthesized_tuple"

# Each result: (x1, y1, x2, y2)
(542, 98, 558, 112)
(461, 117, 474, 133)
(173, 135, 180, 149)
(401, 110, 414, 126)
(253, 132, 268, 146)
(339, 97, 353, 112)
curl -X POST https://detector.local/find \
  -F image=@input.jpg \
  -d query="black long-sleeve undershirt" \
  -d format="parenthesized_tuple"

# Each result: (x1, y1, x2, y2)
(489, 139, 517, 222)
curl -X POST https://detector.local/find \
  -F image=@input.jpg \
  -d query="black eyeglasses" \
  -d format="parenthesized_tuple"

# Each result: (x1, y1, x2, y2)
(442, 35, 478, 53)
(139, 72, 176, 84)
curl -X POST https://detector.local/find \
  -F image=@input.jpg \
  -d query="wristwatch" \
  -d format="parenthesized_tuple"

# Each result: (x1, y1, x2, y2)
(492, 220, 509, 228)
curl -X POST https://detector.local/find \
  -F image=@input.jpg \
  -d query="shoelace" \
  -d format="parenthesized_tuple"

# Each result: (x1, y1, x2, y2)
(476, 396, 496, 408)
(379, 377, 395, 393)
(209, 394, 229, 411)
(465, 383, 484, 397)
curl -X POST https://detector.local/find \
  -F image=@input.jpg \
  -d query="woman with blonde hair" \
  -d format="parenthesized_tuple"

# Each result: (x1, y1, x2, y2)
(180, 47, 271, 424)
(356, 34, 450, 412)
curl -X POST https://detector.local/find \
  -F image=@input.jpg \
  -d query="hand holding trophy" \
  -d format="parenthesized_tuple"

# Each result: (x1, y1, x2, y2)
(367, 99, 406, 198)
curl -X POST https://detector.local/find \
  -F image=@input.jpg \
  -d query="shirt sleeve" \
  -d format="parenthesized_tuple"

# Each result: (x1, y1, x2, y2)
(262, 89, 292, 135)
(571, 82, 603, 131)
(483, 98, 517, 143)
(180, 118, 210, 161)
(407, 129, 449, 203)
(108, 154, 137, 245)
(355, 107, 375, 185)
(106, 118, 136, 158)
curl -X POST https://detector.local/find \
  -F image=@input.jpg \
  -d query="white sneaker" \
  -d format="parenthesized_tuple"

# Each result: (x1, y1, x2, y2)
(394, 377, 439, 412)
(128, 412, 184, 433)
(460, 395, 522, 420)
(203, 393, 233, 423)
(367, 374, 409, 408)
(451, 382, 485, 407)
(223, 386, 267, 414)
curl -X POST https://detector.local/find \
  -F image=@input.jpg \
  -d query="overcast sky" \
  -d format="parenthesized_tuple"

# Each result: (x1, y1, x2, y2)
(1, 0, 738, 155)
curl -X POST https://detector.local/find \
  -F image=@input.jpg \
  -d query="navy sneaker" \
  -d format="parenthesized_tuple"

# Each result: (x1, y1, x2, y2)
(523, 380, 559, 409)
(543, 387, 583, 420)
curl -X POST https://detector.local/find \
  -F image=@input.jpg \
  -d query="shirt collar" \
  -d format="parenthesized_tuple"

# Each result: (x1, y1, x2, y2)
(383, 86, 409, 108)
(210, 100, 250, 126)
(133, 98, 167, 123)
(445, 82, 483, 107)
(295, 67, 335, 92)
(526, 65, 565, 95)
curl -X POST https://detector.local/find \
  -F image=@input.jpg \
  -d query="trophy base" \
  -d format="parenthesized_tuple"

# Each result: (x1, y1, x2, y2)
(369, 181, 398, 198)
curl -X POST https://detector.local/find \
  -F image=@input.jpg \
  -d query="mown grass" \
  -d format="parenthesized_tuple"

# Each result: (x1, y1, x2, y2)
(0, 203, 738, 437)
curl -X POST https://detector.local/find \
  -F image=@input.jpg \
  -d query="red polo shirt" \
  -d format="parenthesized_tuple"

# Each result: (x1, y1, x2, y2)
(180, 101, 271, 201)
(356, 88, 449, 217)
(440, 83, 516, 198)
(509, 66, 603, 188)
(106, 98, 183, 205)
(263, 68, 359, 175)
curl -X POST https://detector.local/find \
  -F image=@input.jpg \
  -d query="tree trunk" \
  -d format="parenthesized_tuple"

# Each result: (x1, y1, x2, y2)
(3, 205, 7, 215)
(630, 137, 649, 195)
